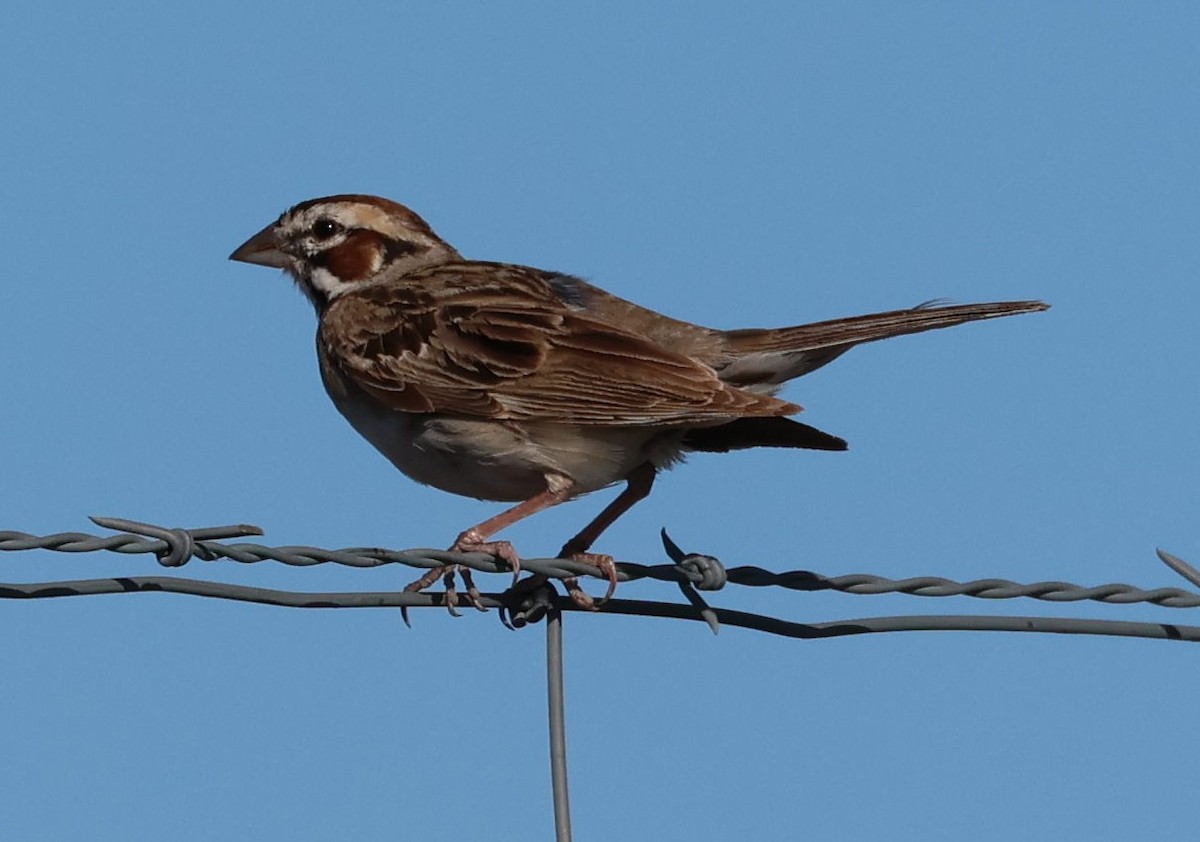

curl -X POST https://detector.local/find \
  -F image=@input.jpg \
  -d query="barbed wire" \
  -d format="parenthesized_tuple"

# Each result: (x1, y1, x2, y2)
(2, 516, 1200, 644)
(6, 515, 1199, 842)
(3, 516, 1199, 606)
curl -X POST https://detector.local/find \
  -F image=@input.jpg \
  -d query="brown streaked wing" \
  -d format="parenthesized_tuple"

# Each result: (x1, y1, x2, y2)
(320, 266, 800, 425)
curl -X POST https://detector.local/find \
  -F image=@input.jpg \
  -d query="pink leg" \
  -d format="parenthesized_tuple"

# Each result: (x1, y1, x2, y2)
(402, 481, 576, 621)
(453, 482, 576, 583)
(559, 463, 657, 605)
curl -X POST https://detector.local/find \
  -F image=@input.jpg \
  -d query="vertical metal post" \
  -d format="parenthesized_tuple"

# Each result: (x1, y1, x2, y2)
(546, 608, 573, 842)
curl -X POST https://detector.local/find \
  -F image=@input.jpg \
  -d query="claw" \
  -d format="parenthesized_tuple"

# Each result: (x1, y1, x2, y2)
(399, 563, 479, 621)
(563, 577, 595, 610)
(566, 552, 619, 606)
(453, 529, 522, 586)
(397, 538, 504, 623)
(399, 566, 446, 625)
(458, 567, 487, 612)
(442, 568, 462, 617)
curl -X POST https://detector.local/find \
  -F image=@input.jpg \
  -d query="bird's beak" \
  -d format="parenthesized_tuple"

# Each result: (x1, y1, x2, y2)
(229, 223, 290, 268)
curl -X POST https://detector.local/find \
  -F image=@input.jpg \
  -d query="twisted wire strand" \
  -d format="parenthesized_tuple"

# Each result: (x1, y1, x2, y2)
(2, 522, 1198, 610)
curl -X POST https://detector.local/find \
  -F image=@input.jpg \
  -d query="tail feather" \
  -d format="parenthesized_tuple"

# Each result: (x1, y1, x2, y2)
(684, 417, 849, 453)
(717, 300, 1048, 386)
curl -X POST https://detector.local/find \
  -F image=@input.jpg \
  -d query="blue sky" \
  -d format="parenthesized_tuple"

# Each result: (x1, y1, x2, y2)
(2, 2, 1198, 839)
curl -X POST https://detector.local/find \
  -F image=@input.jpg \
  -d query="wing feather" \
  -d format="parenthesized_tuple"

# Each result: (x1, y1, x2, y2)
(321, 264, 798, 425)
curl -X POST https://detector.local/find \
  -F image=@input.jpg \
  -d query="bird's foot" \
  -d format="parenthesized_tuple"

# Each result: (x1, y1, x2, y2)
(453, 529, 522, 585)
(563, 577, 594, 610)
(399, 563, 486, 625)
(563, 552, 620, 609)
(440, 565, 486, 616)
(398, 531, 523, 624)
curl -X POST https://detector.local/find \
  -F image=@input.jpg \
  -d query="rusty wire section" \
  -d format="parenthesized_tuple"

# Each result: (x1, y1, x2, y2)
(0, 517, 1199, 643)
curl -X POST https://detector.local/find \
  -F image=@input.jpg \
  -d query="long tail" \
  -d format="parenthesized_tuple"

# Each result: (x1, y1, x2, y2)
(716, 300, 1048, 387)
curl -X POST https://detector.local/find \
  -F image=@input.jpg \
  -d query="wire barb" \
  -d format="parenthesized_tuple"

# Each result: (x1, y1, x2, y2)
(88, 516, 264, 567)
(661, 529, 723, 634)
(1157, 548, 1200, 590)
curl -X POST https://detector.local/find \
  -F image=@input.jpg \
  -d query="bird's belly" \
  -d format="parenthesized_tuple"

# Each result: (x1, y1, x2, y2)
(330, 395, 678, 502)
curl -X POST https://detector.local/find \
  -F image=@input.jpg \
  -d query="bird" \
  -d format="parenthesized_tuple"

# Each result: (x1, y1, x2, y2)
(229, 193, 1047, 609)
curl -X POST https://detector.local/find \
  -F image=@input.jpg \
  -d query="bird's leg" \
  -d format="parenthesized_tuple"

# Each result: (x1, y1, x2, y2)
(559, 463, 657, 556)
(559, 463, 657, 607)
(452, 479, 576, 584)
(402, 481, 575, 619)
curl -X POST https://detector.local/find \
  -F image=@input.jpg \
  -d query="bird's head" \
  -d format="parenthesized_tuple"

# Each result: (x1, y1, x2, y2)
(229, 194, 461, 307)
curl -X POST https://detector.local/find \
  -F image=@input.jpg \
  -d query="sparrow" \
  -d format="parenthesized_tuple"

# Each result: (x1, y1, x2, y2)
(230, 194, 1047, 608)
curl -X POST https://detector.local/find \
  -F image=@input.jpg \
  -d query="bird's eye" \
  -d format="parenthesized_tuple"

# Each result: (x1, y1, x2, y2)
(312, 218, 342, 240)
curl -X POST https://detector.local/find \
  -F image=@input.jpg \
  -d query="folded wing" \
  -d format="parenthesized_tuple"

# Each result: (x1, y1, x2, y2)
(322, 267, 801, 426)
